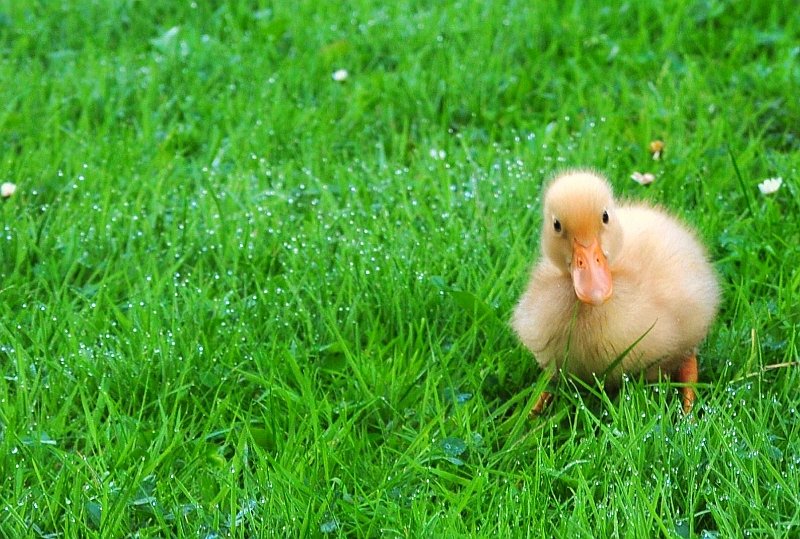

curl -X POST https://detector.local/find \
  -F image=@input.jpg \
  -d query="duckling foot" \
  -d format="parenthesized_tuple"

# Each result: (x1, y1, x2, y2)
(675, 354, 698, 415)
(530, 391, 554, 417)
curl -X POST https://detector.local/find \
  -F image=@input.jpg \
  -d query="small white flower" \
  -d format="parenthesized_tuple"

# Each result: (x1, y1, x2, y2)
(649, 140, 664, 161)
(1, 182, 16, 198)
(429, 148, 446, 160)
(331, 69, 349, 82)
(757, 177, 782, 195)
(630, 172, 655, 186)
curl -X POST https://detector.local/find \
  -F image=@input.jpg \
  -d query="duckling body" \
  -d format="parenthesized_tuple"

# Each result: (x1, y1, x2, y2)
(512, 171, 719, 412)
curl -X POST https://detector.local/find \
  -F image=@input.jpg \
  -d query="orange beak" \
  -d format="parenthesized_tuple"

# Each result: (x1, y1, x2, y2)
(571, 238, 613, 306)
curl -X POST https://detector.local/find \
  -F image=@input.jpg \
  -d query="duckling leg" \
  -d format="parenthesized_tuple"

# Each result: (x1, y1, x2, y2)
(530, 391, 553, 416)
(674, 353, 698, 414)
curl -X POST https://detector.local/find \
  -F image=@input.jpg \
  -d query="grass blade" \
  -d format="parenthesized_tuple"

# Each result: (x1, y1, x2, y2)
(727, 145, 755, 219)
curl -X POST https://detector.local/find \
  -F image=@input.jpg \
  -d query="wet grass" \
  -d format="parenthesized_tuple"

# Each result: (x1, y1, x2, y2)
(0, 0, 798, 537)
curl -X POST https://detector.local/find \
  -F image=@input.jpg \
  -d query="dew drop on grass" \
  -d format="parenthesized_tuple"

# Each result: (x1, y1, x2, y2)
(320, 518, 339, 534)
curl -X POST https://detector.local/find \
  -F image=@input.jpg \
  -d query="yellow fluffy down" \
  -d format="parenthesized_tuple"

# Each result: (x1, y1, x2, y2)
(512, 171, 720, 387)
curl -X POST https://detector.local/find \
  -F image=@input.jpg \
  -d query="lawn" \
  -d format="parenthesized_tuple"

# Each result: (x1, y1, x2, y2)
(1, 0, 799, 537)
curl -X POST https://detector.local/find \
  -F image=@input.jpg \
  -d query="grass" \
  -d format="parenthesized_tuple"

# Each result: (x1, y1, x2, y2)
(0, 0, 798, 537)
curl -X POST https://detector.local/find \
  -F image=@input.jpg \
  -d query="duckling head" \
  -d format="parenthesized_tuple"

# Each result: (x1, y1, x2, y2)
(541, 171, 623, 306)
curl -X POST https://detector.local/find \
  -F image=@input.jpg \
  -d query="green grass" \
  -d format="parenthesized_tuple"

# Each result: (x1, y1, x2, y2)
(0, 0, 798, 537)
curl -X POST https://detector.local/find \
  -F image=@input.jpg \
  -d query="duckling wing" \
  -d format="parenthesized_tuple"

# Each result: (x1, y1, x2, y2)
(608, 205, 720, 372)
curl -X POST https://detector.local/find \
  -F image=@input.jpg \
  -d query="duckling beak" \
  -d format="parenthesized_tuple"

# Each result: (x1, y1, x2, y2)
(571, 238, 613, 306)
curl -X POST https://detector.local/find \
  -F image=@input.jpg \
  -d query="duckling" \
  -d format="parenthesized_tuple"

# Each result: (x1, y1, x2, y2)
(512, 170, 720, 414)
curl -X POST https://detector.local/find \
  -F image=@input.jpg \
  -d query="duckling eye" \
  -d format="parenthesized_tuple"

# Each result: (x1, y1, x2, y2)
(553, 219, 562, 233)
(602, 210, 609, 224)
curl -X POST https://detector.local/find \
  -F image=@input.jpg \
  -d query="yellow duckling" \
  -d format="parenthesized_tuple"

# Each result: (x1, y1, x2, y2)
(512, 170, 720, 414)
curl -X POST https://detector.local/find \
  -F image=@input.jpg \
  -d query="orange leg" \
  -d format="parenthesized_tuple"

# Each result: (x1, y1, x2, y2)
(674, 353, 698, 415)
(530, 391, 554, 417)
